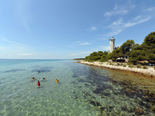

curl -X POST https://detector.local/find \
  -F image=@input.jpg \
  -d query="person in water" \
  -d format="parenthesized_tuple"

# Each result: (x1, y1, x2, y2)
(56, 79, 59, 83)
(36, 80, 40, 87)
(32, 77, 36, 80)
(43, 78, 45, 80)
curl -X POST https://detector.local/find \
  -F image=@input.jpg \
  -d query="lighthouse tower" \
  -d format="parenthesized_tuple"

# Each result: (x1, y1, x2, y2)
(110, 37, 115, 53)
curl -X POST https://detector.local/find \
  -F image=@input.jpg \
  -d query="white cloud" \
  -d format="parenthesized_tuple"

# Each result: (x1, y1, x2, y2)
(106, 16, 151, 36)
(106, 29, 122, 37)
(108, 18, 123, 29)
(69, 41, 91, 46)
(133, 15, 142, 20)
(104, 4, 128, 17)
(88, 26, 98, 31)
(143, 7, 155, 12)
(105, 9, 128, 17)
(18, 53, 32, 56)
(124, 16, 151, 28)
(79, 42, 90, 45)
(104, 2, 135, 17)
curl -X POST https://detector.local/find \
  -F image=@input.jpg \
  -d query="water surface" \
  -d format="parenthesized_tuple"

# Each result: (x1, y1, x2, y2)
(0, 59, 154, 116)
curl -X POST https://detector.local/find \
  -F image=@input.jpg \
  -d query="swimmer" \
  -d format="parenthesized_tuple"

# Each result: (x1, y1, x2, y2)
(56, 79, 59, 83)
(43, 78, 45, 80)
(36, 80, 40, 87)
(32, 77, 36, 80)
(38, 71, 40, 74)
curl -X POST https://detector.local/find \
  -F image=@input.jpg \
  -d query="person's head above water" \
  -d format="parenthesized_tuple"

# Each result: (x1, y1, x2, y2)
(43, 78, 45, 80)
(32, 77, 35, 79)
(56, 79, 59, 83)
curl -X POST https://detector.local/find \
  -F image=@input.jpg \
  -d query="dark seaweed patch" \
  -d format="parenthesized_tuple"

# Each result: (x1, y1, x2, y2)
(72, 74, 79, 78)
(32, 66, 53, 73)
(88, 100, 101, 106)
(5, 69, 26, 73)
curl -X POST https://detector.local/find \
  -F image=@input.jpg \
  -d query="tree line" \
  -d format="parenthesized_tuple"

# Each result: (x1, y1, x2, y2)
(85, 32, 155, 64)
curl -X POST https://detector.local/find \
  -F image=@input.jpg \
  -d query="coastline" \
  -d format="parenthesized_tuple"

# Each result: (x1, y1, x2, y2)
(78, 60, 155, 77)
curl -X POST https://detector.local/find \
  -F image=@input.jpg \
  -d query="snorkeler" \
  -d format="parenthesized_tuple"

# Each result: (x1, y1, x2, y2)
(36, 80, 40, 87)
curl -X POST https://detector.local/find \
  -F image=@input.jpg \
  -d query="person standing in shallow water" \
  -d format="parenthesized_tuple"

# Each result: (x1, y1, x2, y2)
(36, 80, 40, 87)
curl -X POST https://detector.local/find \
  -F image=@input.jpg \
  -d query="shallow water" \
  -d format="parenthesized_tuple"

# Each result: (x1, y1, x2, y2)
(0, 59, 154, 116)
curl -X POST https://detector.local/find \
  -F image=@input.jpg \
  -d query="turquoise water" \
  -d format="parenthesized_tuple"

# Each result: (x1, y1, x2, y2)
(0, 59, 154, 116)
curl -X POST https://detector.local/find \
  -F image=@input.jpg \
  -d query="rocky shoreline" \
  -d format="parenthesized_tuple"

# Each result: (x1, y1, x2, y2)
(78, 60, 155, 77)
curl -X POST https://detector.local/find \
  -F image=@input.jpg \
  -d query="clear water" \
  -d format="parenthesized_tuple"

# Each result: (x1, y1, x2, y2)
(0, 59, 154, 116)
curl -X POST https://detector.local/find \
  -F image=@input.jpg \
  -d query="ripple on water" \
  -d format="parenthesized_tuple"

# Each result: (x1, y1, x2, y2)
(1, 60, 155, 116)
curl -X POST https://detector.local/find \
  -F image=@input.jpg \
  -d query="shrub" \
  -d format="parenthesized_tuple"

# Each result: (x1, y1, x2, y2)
(123, 64, 127, 67)
(136, 64, 142, 68)
(143, 66, 148, 69)
(129, 64, 134, 68)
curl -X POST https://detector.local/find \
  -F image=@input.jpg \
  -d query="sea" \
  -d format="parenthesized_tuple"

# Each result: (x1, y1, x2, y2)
(0, 59, 154, 116)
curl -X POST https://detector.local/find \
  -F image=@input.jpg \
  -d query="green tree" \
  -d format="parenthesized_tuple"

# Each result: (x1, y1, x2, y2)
(120, 40, 135, 56)
(143, 32, 155, 46)
(100, 51, 109, 62)
(129, 32, 155, 64)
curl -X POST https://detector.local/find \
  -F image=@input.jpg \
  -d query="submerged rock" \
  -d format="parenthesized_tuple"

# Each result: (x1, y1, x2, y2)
(135, 107, 144, 115)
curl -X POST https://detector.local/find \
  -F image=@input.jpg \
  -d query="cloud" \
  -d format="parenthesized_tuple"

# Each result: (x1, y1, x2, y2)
(143, 7, 155, 12)
(105, 8, 128, 17)
(124, 16, 151, 27)
(104, 5, 128, 17)
(108, 18, 123, 29)
(106, 29, 122, 37)
(18, 53, 32, 56)
(69, 41, 91, 47)
(133, 15, 142, 20)
(88, 26, 98, 31)
(106, 16, 151, 36)
(79, 42, 90, 45)
(104, 2, 135, 17)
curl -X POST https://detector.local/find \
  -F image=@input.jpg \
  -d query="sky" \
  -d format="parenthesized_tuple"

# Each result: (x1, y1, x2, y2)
(0, 0, 155, 59)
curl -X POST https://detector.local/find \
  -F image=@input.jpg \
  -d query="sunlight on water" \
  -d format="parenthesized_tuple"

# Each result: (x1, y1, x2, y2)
(0, 59, 154, 116)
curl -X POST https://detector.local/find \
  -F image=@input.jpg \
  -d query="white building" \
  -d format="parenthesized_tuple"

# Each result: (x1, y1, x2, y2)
(110, 37, 115, 53)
